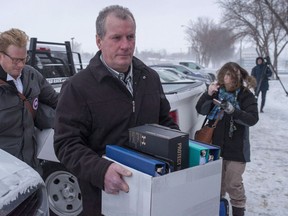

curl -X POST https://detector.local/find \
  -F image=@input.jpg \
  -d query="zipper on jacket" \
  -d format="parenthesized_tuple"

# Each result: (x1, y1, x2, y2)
(132, 100, 135, 113)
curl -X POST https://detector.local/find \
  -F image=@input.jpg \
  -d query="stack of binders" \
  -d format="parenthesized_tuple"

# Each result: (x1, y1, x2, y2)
(106, 145, 170, 177)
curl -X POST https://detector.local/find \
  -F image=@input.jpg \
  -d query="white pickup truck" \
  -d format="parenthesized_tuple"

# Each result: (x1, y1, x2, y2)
(22, 38, 207, 216)
(162, 82, 206, 137)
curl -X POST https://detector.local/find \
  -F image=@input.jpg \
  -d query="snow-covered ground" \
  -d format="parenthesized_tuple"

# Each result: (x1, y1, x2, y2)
(240, 74, 288, 216)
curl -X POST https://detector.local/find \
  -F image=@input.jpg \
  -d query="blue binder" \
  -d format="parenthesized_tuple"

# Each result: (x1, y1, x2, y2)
(106, 145, 168, 176)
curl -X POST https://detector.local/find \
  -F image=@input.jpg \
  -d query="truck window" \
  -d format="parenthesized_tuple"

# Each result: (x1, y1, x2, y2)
(27, 38, 82, 85)
(33, 50, 71, 78)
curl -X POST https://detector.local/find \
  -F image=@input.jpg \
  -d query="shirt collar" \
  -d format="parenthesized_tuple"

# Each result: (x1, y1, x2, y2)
(100, 54, 133, 81)
(6, 73, 22, 82)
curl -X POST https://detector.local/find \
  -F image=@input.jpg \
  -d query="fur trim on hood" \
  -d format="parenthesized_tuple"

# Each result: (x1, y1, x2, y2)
(256, 57, 264, 65)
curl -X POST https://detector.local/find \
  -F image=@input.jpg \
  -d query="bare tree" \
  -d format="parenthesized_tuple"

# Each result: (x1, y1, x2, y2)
(208, 27, 236, 67)
(262, 0, 288, 34)
(218, 0, 288, 69)
(183, 17, 235, 68)
(259, 0, 288, 69)
(271, 16, 288, 69)
(218, 0, 273, 56)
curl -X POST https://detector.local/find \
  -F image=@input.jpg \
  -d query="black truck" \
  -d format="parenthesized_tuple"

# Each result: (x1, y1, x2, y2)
(27, 38, 83, 91)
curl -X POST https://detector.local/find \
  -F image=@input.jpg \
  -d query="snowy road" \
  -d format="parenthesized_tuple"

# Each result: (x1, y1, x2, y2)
(244, 74, 288, 216)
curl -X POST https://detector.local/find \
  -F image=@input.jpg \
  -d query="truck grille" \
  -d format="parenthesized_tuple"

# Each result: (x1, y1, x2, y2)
(7, 189, 42, 216)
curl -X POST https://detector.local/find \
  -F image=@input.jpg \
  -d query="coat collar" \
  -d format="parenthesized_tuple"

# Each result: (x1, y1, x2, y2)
(0, 65, 8, 81)
(87, 51, 148, 83)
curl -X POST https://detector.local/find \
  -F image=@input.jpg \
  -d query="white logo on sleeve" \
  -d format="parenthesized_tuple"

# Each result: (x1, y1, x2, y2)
(33, 98, 39, 110)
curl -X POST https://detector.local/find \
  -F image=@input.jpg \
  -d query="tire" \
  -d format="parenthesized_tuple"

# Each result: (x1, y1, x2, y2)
(42, 161, 83, 216)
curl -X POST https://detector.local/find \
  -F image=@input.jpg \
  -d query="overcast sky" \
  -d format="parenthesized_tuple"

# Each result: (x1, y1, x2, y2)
(1, 0, 222, 54)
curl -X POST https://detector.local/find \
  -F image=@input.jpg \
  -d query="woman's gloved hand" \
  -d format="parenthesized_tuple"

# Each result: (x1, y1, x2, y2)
(221, 101, 235, 114)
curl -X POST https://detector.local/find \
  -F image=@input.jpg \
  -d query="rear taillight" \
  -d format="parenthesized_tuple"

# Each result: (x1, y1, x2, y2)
(37, 47, 51, 52)
(169, 110, 179, 124)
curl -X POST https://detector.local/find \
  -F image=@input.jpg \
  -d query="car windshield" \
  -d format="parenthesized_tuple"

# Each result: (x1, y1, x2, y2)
(154, 68, 181, 82)
(151, 67, 195, 83)
(150, 64, 205, 79)
(179, 61, 205, 70)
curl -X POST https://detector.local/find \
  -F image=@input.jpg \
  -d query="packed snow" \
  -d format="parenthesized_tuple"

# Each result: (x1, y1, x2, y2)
(238, 74, 288, 216)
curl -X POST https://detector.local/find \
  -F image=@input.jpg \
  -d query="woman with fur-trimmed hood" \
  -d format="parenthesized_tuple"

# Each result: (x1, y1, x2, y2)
(196, 62, 259, 216)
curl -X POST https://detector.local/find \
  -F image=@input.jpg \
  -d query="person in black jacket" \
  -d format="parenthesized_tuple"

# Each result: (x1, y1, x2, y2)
(196, 62, 259, 216)
(251, 57, 272, 113)
(54, 5, 179, 216)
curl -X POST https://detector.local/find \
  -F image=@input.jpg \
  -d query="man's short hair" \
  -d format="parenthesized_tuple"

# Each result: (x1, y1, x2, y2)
(0, 28, 29, 52)
(96, 5, 136, 39)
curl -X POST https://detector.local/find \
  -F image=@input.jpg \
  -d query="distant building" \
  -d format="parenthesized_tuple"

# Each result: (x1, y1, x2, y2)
(238, 46, 288, 74)
(239, 47, 258, 72)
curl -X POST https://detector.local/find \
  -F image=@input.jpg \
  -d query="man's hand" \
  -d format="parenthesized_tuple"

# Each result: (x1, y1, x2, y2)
(104, 163, 132, 194)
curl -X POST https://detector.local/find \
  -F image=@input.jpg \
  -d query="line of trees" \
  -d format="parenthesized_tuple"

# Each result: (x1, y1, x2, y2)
(73, 1, 288, 70)
(183, 0, 288, 70)
(183, 17, 235, 68)
(218, 0, 288, 70)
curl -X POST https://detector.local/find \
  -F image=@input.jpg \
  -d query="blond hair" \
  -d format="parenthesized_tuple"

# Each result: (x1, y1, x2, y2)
(0, 28, 29, 52)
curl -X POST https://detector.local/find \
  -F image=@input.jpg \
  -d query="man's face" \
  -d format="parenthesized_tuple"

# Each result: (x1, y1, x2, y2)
(96, 14, 136, 73)
(0, 45, 27, 79)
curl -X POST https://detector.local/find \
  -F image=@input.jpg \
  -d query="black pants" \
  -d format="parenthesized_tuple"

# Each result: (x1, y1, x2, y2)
(258, 90, 267, 111)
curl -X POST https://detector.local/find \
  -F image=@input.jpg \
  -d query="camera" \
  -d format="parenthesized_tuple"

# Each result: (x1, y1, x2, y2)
(264, 56, 271, 65)
(213, 99, 228, 109)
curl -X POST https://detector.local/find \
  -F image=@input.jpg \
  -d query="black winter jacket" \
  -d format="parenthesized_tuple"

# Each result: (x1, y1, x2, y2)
(196, 87, 258, 162)
(54, 52, 179, 215)
(251, 57, 272, 92)
(0, 65, 58, 173)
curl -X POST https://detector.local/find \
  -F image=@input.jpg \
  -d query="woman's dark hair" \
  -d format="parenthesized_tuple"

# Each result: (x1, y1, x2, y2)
(217, 62, 256, 91)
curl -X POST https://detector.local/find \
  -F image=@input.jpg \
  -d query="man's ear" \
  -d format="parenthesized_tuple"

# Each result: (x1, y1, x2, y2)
(96, 35, 101, 49)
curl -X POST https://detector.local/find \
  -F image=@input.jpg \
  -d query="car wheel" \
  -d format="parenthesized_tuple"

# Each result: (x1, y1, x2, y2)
(42, 161, 83, 216)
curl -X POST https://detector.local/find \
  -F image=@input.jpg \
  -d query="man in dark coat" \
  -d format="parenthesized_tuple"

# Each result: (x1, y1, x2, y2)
(54, 5, 179, 215)
(251, 57, 272, 113)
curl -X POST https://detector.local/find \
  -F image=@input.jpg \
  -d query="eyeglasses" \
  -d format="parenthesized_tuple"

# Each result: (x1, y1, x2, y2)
(0, 51, 30, 65)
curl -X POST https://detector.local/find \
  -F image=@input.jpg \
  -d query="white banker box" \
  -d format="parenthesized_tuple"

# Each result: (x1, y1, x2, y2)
(102, 158, 222, 216)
